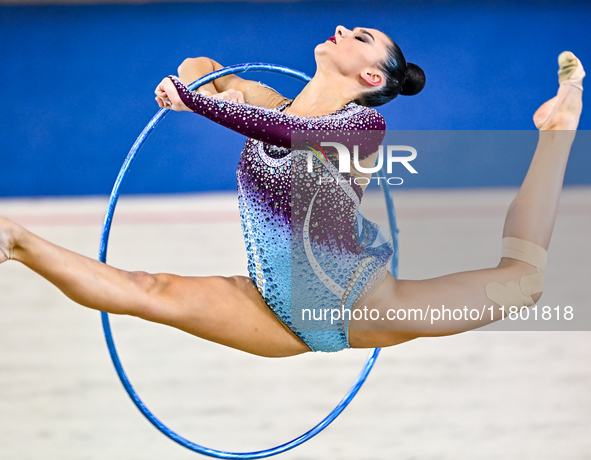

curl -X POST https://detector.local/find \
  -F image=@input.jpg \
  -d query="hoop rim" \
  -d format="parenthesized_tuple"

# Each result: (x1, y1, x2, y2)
(99, 63, 393, 458)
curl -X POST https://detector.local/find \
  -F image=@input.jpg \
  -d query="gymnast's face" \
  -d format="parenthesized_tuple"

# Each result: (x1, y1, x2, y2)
(316, 25, 390, 91)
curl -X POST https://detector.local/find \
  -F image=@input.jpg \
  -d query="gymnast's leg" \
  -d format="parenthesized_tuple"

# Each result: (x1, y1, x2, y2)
(0, 217, 311, 357)
(349, 52, 585, 348)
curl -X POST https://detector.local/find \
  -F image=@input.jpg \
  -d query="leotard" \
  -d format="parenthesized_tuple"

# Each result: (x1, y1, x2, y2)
(170, 76, 394, 352)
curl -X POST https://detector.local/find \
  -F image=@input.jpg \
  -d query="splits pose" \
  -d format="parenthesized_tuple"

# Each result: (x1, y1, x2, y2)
(0, 26, 585, 357)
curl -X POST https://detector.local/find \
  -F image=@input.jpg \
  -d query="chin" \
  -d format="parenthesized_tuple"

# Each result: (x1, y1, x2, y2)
(314, 43, 336, 61)
(313, 47, 328, 66)
(314, 43, 327, 55)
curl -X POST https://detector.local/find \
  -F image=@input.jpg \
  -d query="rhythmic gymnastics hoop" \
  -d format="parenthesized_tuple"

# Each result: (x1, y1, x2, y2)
(98, 63, 399, 458)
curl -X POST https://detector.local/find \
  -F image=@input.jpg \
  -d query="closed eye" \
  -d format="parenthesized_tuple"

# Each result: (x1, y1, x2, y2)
(355, 36, 367, 43)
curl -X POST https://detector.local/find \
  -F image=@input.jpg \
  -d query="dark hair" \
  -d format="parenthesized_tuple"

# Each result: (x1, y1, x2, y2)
(354, 38, 425, 108)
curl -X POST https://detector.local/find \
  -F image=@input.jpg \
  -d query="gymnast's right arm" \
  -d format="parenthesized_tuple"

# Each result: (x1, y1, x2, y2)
(176, 57, 290, 109)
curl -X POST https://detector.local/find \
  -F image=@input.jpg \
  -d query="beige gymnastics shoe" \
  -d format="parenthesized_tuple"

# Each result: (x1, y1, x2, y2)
(533, 51, 585, 130)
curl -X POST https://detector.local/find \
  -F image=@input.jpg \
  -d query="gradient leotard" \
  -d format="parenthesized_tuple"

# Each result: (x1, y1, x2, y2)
(170, 76, 393, 352)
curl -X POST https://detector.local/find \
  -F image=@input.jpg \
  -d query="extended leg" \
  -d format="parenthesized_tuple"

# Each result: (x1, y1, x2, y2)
(350, 52, 585, 347)
(0, 217, 310, 357)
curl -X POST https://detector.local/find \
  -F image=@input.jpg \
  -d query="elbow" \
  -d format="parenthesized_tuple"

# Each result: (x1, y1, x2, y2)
(177, 56, 207, 76)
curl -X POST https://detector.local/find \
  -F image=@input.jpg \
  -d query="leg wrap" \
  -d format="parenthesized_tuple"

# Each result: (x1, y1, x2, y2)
(485, 237, 547, 316)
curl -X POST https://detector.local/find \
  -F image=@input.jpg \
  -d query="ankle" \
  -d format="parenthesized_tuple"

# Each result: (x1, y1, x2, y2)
(539, 115, 580, 131)
(537, 129, 577, 150)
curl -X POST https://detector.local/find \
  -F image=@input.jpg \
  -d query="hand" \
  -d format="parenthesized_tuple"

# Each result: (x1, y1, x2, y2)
(154, 77, 190, 111)
(195, 82, 223, 97)
(209, 88, 245, 104)
(196, 87, 214, 97)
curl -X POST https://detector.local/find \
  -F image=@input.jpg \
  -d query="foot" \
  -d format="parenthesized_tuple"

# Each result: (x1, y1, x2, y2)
(0, 216, 19, 264)
(533, 51, 585, 130)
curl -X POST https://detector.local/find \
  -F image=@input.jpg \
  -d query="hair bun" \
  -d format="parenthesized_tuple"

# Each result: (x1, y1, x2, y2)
(399, 63, 426, 96)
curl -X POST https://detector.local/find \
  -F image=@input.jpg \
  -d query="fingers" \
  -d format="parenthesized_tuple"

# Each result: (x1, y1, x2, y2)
(155, 95, 172, 109)
(212, 89, 245, 104)
(154, 77, 189, 111)
(155, 96, 166, 108)
(157, 96, 172, 109)
(154, 78, 172, 108)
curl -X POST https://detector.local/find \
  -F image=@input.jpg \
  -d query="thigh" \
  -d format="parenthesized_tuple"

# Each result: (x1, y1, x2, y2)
(138, 274, 311, 358)
(348, 258, 539, 348)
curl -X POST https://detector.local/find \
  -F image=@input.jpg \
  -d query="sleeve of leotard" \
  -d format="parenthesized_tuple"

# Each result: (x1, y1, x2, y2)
(168, 75, 386, 152)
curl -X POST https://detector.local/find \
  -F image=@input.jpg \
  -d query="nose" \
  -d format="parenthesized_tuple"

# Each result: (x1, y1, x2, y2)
(335, 25, 350, 41)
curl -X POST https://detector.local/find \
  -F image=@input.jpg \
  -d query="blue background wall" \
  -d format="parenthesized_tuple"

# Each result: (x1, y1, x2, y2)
(1, 0, 590, 197)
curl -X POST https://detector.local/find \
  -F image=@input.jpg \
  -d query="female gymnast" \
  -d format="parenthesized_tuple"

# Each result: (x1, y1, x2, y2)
(0, 26, 585, 357)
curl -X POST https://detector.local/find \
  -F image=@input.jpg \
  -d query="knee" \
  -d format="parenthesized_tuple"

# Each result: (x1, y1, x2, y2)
(488, 257, 545, 315)
(119, 271, 178, 321)
(487, 237, 547, 314)
(128, 271, 173, 297)
(225, 275, 260, 297)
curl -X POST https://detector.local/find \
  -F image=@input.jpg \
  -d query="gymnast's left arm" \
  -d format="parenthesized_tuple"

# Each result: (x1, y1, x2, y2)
(155, 76, 386, 150)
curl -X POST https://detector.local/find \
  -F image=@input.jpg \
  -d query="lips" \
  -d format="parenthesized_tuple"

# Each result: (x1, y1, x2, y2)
(327, 36, 336, 44)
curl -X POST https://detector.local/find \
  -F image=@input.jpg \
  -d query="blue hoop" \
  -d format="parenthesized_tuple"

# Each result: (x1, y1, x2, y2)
(98, 63, 399, 458)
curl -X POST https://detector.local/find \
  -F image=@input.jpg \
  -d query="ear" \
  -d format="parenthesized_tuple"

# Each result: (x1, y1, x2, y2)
(360, 69, 383, 87)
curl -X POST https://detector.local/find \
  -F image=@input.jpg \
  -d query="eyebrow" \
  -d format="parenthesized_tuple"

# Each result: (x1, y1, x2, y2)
(353, 27, 375, 43)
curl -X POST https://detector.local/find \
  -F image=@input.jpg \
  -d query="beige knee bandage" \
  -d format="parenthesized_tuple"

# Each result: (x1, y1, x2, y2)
(485, 237, 547, 316)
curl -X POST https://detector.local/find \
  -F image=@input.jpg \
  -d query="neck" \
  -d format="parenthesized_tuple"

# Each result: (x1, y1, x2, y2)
(285, 70, 357, 117)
